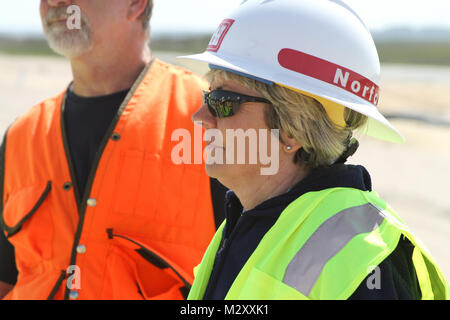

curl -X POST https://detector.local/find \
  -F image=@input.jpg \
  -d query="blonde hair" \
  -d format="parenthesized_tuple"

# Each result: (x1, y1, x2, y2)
(207, 69, 367, 168)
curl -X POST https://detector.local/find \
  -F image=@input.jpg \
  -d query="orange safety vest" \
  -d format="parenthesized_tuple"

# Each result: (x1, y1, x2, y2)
(0, 59, 216, 300)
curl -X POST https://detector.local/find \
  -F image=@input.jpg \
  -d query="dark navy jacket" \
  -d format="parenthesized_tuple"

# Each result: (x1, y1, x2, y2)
(203, 164, 421, 300)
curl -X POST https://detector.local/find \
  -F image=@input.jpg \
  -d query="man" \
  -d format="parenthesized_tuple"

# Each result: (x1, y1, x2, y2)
(0, 0, 226, 300)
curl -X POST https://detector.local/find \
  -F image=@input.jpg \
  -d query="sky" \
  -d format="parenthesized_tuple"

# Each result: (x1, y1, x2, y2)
(1, 0, 450, 36)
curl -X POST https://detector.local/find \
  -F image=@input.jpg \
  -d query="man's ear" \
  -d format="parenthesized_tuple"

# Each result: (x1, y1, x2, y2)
(127, 0, 148, 22)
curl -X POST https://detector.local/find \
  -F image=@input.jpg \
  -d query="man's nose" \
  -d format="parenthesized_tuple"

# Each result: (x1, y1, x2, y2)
(46, 0, 71, 7)
(192, 103, 217, 130)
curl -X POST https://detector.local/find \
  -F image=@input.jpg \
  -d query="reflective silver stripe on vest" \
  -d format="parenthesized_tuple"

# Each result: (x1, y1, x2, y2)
(283, 203, 385, 296)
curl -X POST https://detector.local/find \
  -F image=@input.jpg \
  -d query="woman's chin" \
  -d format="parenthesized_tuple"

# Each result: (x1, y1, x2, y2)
(204, 162, 224, 180)
(204, 162, 238, 187)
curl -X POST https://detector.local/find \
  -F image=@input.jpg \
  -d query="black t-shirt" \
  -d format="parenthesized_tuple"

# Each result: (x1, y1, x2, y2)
(0, 87, 227, 285)
(64, 86, 129, 197)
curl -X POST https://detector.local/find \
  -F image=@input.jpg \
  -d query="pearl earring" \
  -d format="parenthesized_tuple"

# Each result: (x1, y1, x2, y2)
(285, 145, 292, 151)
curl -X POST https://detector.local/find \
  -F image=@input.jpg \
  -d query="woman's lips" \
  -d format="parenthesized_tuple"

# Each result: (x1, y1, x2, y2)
(205, 137, 224, 149)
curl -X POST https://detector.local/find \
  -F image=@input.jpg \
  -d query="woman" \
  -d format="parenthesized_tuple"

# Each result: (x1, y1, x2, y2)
(180, 0, 448, 299)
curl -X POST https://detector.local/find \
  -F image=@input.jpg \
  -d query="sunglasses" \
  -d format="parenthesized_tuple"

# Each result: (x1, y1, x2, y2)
(202, 90, 271, 118)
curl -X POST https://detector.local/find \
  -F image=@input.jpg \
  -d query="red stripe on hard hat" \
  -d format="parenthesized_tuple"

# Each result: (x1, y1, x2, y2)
(278, 48, 379, 106)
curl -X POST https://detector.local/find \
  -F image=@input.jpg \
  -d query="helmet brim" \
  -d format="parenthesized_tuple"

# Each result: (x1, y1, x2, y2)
(178, 52, 405, 144)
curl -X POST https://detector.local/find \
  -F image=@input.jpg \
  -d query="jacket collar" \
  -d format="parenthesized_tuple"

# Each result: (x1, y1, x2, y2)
(224, 164, 372, 218)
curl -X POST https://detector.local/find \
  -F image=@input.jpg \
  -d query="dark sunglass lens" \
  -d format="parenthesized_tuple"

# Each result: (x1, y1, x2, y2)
(205, 90, 267, 118)
(218, 100, 234, 117)
(208, 91, 236, 118)
(208, 103, 218, 117)
(203, 92, 217, 117)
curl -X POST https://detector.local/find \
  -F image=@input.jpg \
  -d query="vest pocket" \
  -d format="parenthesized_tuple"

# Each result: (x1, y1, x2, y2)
(112, 150, 145, 217)
(102, 242, 186, 300)
(137, 160, 203, 228)
(112, 150, 204, 228)
(0, 181, 53, 261)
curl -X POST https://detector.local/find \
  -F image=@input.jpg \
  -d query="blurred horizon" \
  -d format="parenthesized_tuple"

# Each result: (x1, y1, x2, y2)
(1, 24, 450, 40)
(2, 0, 450, 66)
(2, 26, 450, 67)
(2, 0, 450, 36)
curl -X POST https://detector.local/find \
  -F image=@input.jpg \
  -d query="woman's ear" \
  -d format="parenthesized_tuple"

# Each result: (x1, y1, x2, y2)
(280, 131, 302, 153)
(127, 0, 148, 22)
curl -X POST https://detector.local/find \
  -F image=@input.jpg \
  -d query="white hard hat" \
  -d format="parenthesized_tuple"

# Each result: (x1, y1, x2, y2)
(179, 0, 404, 143)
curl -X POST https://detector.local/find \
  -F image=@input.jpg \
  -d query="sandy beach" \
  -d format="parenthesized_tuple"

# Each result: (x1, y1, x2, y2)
(1, 52, 449, 282)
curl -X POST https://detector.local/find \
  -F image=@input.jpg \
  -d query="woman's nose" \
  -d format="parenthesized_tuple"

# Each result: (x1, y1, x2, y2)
(192, 103, 217, 129)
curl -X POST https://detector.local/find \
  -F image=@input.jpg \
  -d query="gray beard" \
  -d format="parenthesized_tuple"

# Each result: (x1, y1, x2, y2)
(43, 20, 93, 58)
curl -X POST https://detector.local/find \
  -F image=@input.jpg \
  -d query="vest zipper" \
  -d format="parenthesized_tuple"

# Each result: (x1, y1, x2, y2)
(60, 94, 82, 211)
(0, 128, 9, 219)
(47, 270, 67, 300)
(203, 213, 245, 298)
(106, 228, 192, 291)
(60, 60, 155, 300)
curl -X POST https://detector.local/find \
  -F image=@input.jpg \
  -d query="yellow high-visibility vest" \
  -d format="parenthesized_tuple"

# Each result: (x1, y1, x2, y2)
(189, 188, 449, 300)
